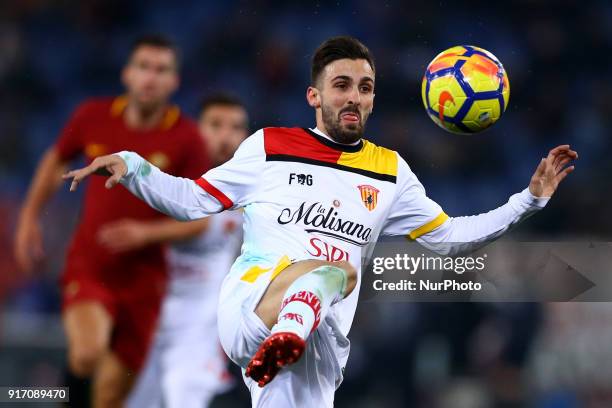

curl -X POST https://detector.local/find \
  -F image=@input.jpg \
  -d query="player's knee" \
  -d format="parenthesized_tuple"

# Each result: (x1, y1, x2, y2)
(332, 260, 357, 295)
(68, 345, 105, 377)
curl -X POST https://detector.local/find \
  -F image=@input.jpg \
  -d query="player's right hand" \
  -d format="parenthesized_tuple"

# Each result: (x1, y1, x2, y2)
(14, 215, 44, 274)
(62, 154, 128, 192)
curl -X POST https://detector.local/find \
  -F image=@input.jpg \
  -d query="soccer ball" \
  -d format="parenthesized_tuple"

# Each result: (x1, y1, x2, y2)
(421, 45, 510, 134)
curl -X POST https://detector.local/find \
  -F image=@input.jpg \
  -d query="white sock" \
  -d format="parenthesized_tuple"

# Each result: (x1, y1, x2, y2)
(271, 265, 348, 340)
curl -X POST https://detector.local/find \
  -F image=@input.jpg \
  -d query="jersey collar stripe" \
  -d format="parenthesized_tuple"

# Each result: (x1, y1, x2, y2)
(407, 212, 449, 240)
(160, 106, 181, 130)
(194, 178, 233, 210)
(264, 127, 343, 162)
(267, 154, 397, 183)
(302, 128, 363, 153)
(110, 95, 180, 130)
(263, 128, 398, 179)
(110, 96, 128, 117)
(337, 141, 398, 177)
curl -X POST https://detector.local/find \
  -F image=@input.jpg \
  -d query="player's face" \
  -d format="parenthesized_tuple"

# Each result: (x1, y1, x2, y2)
(199, 105, 248, 165)
(122, 46, 179, 109)
(312, 58, 375, 144)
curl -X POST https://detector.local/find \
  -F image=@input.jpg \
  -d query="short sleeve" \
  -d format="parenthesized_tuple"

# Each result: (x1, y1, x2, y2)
(194, 129, 264, 210)
(381, 155, 448, 239)
(54, 102, 92, 161)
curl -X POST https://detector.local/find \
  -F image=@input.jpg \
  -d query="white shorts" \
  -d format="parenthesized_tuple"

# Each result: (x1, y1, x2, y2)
(128, 287, 232, 408)
(217, 256, 350, 408)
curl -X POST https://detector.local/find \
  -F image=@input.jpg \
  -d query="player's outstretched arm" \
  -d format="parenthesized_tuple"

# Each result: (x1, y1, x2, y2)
(63, 152, 221, 221)
(417, 145, 577, 255)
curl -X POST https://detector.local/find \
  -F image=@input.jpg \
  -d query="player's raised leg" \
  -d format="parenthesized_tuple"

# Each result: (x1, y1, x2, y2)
(247, 260, 357, 387)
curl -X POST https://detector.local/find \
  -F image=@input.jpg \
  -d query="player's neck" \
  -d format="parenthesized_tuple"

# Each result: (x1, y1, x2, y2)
(124, 101, 167, 130)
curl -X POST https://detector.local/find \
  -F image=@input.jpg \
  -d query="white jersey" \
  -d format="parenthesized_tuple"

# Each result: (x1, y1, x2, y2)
(118, 125, 547, 335)
(118, 126, 548, 407)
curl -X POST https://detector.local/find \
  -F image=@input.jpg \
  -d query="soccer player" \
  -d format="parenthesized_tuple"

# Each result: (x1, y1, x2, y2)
(14, 35, 209, 407)
(63, 36, 578, 407)
(127, 94, 249, 408)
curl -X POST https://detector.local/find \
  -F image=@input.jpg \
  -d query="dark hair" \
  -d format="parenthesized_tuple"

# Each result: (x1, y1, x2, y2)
(128, 34, 180, 66)
(311, 36, 375, 86)
(199, 93, 246, 114)
(199, 93, 249, 125)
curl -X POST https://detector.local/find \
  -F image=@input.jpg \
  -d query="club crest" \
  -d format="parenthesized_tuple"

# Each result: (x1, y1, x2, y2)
(357, 185, 379, 211)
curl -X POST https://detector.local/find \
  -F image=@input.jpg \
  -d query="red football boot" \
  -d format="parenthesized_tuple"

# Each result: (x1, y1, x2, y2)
(245, 332, 306, 387)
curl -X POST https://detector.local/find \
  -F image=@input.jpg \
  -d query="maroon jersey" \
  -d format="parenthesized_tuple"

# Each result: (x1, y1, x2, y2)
(56, 96, 209, 281)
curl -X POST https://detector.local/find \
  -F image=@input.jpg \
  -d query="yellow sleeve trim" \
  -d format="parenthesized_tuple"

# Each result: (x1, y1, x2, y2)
(407, 212, 449, 240)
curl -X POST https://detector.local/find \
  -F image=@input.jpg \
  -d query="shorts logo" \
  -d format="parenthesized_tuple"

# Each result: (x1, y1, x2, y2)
(357, 185, 380, 211)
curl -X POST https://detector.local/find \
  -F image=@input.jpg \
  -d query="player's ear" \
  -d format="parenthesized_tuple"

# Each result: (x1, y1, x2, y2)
(306, 86, 321, 109)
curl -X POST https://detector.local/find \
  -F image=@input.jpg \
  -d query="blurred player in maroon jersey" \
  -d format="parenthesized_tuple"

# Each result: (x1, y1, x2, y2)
(14, 35, 209, 407)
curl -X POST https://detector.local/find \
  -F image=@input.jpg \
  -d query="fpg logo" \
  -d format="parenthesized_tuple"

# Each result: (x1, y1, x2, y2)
(307, 237, 349, 262)
(289, 173, 313, 186)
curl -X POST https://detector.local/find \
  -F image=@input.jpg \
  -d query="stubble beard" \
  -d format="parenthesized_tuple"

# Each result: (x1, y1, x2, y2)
(321, 103, 368, 145)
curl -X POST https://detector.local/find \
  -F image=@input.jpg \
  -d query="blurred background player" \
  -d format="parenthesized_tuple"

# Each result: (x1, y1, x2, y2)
(127, 94, 248, 408)
(13, 35, 209, 407)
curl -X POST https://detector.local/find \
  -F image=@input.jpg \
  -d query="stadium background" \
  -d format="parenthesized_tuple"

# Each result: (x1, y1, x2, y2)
(0, 0, 610, 407)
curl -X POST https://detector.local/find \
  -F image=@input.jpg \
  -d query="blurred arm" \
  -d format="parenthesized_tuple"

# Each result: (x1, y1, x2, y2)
(20, 147, 67, 216)
(96, 217, 211, 253)
(15, 147, 68, 272)
(141, 218, 210, 242)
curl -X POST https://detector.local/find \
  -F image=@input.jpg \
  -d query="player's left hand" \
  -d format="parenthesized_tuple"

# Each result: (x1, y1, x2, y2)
(529, 145, 578, 198)
(97, 219, 152, 253)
